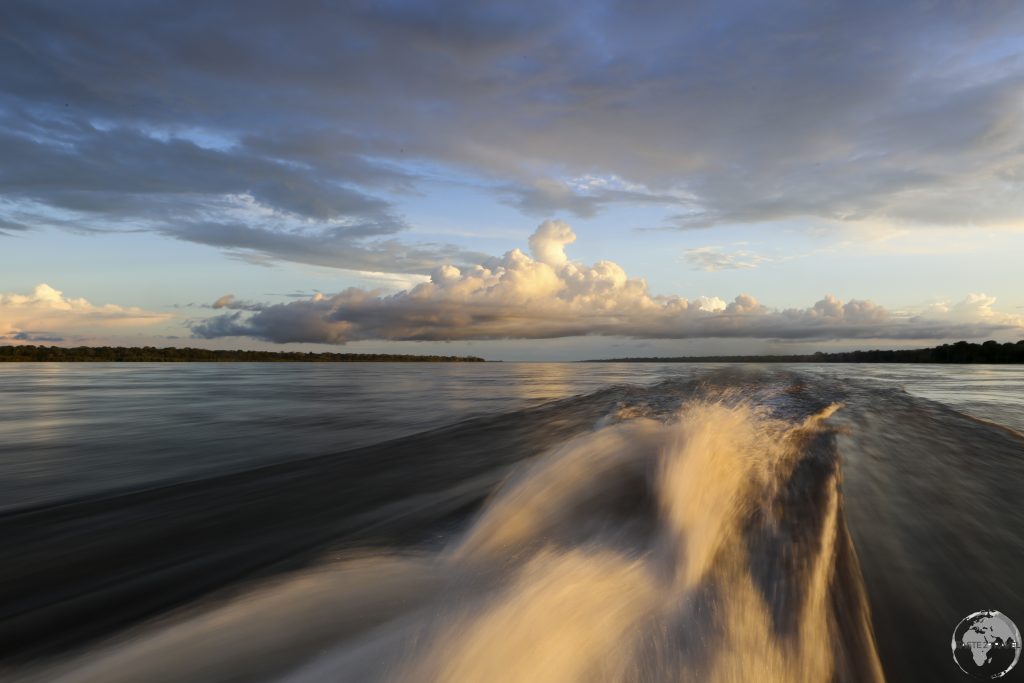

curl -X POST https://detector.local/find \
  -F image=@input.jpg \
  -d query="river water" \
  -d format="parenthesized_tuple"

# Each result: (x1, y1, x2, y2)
(2, 363, 1022, 681)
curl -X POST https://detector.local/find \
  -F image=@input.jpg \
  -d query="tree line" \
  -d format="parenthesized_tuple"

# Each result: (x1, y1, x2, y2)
(588, 340, 1024, 363)
(0, 346, 486, 362)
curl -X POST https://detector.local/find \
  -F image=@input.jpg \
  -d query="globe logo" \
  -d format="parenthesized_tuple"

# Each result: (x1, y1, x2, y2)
(952, 610, 1021, 679)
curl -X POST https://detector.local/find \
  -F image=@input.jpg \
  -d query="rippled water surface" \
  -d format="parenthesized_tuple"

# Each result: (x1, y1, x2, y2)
(3, 362, 1021, 510)
(0, 362, 718, 509)
(1, 362, 1022, 682)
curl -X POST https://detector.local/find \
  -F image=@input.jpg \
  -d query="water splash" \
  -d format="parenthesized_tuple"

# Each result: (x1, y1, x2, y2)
(27, 399, 883, 683)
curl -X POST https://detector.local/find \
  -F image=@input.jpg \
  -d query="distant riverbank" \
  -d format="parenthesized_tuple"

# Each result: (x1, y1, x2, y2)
(586, 340, 1024, 363)
(0, 346, 486, 362)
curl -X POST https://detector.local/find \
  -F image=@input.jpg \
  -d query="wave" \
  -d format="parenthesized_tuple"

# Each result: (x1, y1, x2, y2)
(9, 368, 1024, 682)
(22, 396, 883, 683)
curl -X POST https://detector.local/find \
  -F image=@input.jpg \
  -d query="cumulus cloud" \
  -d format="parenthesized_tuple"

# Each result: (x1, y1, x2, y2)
(192, 222, 1022, 344)
(924, 293, 1023, 326)
(527, 220, 576, 267)
(0, 284, 171, 342)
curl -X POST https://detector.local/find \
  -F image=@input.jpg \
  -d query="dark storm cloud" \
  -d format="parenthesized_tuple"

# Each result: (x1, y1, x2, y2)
(1, 0, 1022, 267)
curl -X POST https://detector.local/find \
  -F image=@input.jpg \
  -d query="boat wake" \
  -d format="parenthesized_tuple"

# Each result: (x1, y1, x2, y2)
(27, 396, 884, 683)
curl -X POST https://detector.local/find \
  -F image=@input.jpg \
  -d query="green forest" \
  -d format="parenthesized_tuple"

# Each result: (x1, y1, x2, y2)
(0, 346, 486, 362)
(589, 340, 1024, 363)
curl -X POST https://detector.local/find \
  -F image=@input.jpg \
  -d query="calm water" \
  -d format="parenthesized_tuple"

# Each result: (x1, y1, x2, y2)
(3, 362, 1022, 511)
(2, 363, 1023, 682)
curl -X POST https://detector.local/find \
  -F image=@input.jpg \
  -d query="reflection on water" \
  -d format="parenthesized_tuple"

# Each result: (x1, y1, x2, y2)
(0, 362, 716, 510)
(4, 362, 1021, 510)
(2, 363, 1023, 682)
(831, 364, 1024, 432)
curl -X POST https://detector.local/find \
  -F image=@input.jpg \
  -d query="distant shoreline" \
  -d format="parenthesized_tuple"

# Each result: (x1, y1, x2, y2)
(0, 346, 486, 362)
(4, 340, 1023, 363)
(584, 340, 1024, 364)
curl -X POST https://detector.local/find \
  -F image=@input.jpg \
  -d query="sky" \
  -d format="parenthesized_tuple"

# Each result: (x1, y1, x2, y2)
(1, 0, 1023, 360)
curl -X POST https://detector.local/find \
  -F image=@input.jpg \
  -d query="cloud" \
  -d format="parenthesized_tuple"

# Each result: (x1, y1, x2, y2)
(1, 0, 1022, 266)
(0, 284, 171, 342)
(0, 121, 480, 273)
(501, 177, 687, 219)
(0, 125, 401, 222)
(0, 216, 30, 236)
(924, 293, 1023, 326)
(684, 246, 768, 271)
(209, 294, 264, 312)
(192, 222, 1023, 344)
(527, 219, 576, 267)
(10, 332, 64, 342)
(162, 218, 487, 275)
(353, 271, 433, 292)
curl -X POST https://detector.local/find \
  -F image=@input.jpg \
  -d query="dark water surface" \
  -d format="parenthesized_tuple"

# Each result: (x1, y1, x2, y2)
(2, 363, 1022, 682)
(0, 363, 712, 511)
